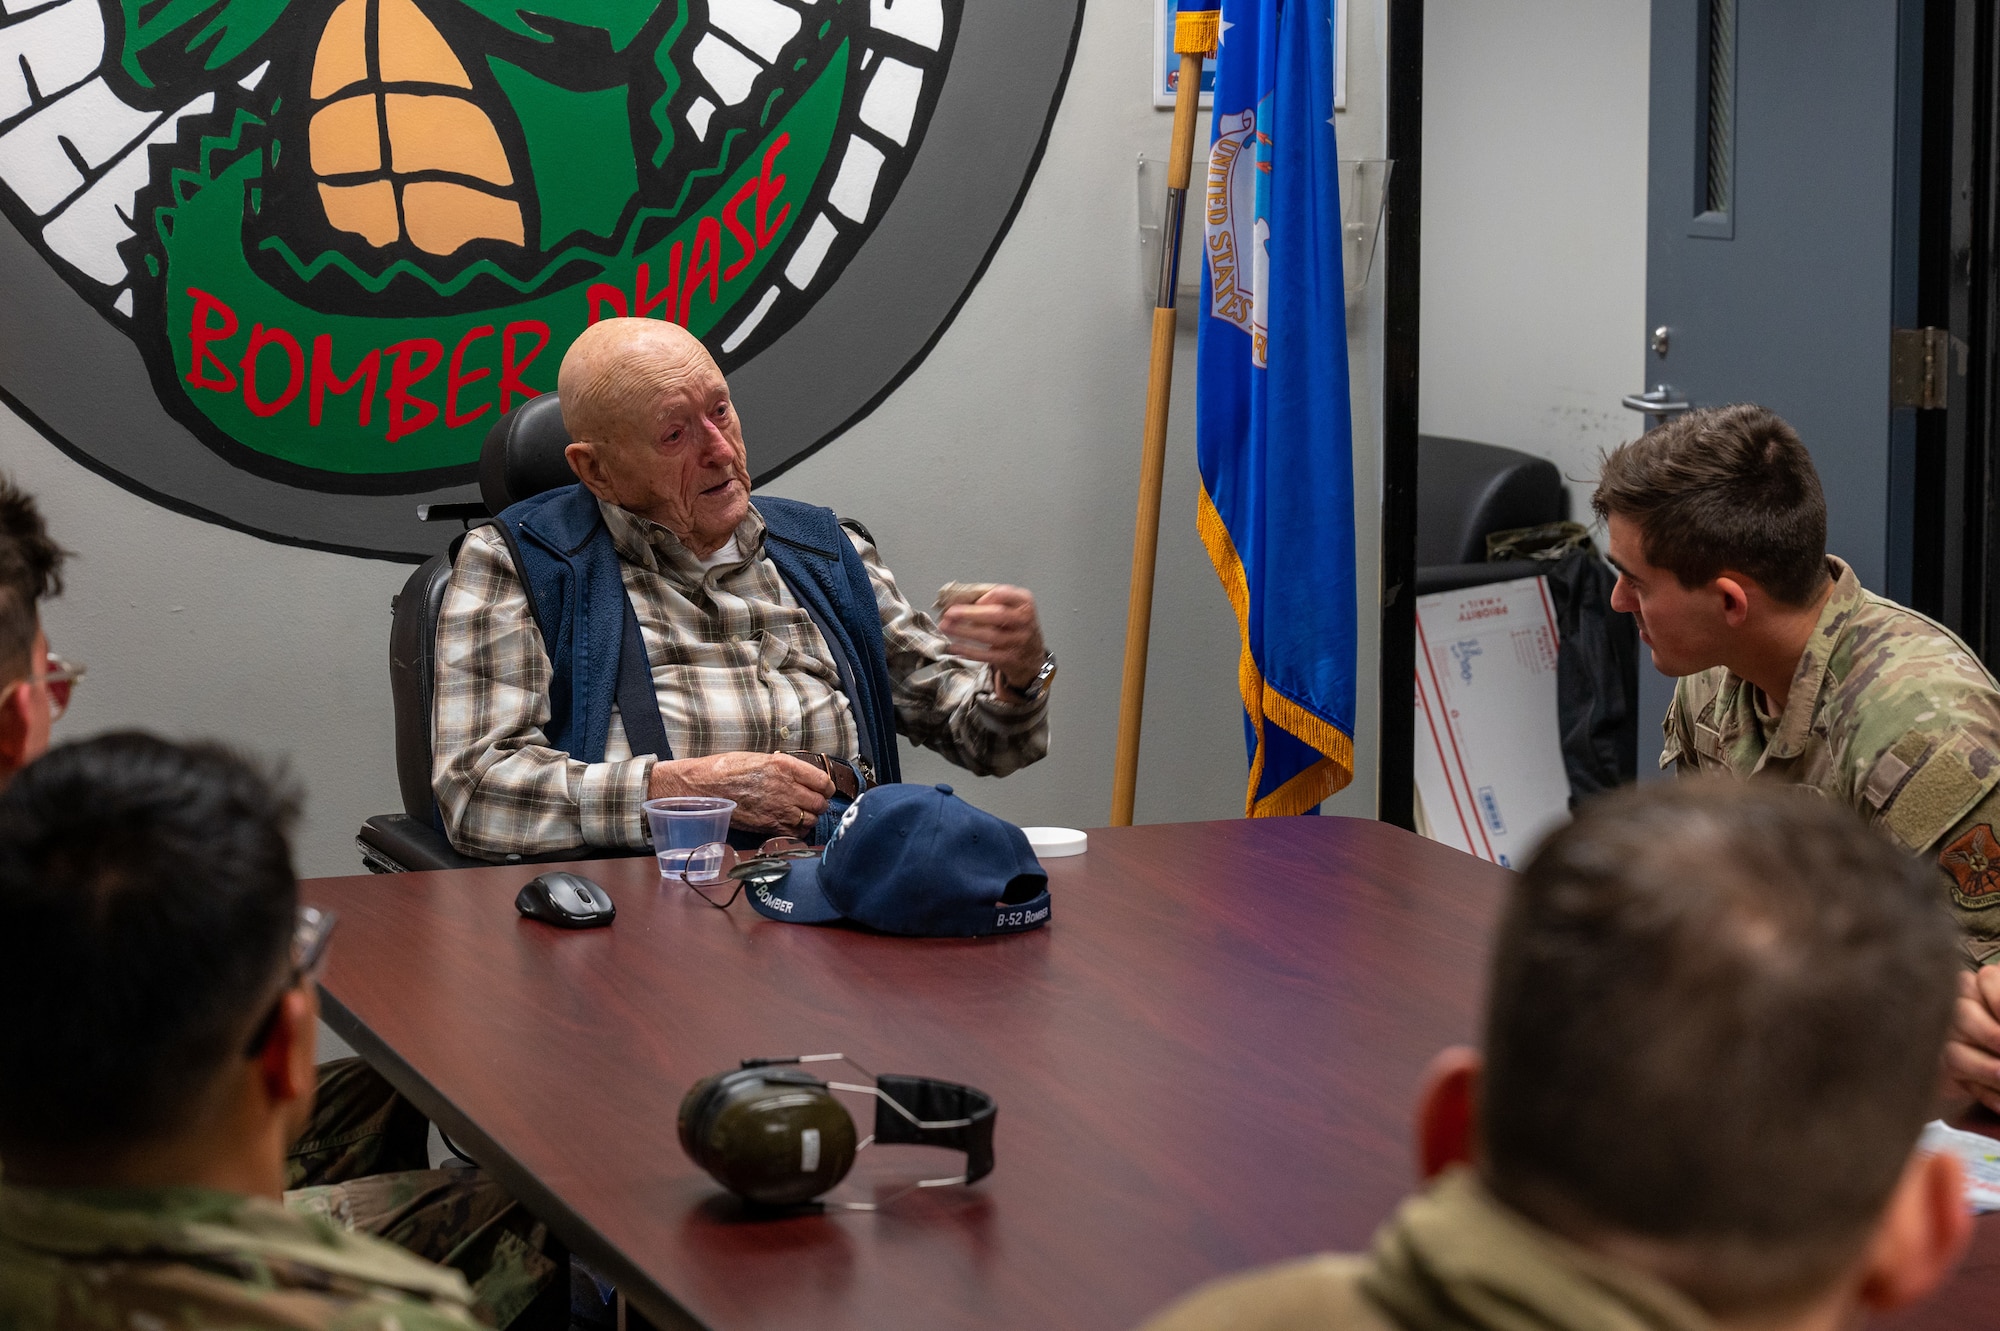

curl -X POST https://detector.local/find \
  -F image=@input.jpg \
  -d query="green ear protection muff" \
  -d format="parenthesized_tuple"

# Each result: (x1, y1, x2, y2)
(677, 1054, 997, 1208)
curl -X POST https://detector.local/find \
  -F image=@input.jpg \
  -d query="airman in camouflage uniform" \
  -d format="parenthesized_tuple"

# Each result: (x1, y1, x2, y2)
(1143, 782, 1970, 1331)
(0, 735, 565, 1331)
(1593, 403, 2000, 1107)
(1664, 556, 2000, 966)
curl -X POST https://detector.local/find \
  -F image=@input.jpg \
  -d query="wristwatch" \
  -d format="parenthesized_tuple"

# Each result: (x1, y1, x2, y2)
(1004, 650, 1058, 702)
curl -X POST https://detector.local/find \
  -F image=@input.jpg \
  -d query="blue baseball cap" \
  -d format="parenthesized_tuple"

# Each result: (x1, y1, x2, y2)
(745, 784, 1051, 937)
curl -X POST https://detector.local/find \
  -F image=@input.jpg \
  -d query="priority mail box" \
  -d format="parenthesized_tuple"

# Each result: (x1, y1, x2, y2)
(1413, 575, 1570, 868)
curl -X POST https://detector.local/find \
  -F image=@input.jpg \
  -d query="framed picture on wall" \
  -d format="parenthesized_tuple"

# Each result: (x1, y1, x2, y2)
(1153, 0, 1348, 111)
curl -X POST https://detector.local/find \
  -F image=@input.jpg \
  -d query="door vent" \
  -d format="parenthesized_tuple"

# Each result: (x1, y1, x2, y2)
(1689, 0, 1737, 237)
(1702, 0, 1735, 215)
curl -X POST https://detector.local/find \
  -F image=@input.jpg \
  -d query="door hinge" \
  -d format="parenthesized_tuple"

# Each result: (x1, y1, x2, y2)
(1890, 327, 1966, 410)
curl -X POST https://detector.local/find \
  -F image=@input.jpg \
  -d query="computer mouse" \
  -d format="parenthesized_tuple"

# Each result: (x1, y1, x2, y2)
(515, 871, 615, 928)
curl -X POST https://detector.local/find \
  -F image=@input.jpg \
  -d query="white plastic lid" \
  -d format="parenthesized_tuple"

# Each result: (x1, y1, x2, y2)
(1022, 826, 1088, 858)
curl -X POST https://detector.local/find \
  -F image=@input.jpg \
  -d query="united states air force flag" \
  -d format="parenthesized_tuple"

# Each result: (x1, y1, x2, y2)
(1190, 0, 1355, 816)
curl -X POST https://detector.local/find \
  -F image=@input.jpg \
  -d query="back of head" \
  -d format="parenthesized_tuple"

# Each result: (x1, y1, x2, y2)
(0, 474, 63, 684)
(0, 733, 298, 1158)
(1592, 404, 1828, 605)
(1482, 779, 1959, 1315)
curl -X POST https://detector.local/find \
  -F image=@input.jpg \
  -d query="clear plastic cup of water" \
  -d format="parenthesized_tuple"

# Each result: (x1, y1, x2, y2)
(643, 797, 736, 880)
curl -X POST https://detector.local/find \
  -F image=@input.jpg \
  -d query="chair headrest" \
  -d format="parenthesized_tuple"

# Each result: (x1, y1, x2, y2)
(1415, 434, 1566, 566)
(478, 393, 578, 514)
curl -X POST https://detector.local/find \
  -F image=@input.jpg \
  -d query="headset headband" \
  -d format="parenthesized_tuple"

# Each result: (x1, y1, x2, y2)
(740, 1054, 998, 1191)
(868, 1074, 997, 1183)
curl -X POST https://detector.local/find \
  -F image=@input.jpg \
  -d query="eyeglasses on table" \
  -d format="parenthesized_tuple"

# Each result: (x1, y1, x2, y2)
(672, 837, 820, 909)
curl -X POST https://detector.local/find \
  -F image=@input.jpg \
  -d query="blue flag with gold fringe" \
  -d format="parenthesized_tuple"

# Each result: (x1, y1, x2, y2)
(1192, 0, 1355, 815)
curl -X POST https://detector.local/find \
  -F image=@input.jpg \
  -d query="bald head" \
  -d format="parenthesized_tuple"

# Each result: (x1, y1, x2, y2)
(559, 318, 719, 446)
(555, 319, 753, 557)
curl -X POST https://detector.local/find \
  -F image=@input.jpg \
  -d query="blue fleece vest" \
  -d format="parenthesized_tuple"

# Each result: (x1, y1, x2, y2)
(489, 484, 902, 785)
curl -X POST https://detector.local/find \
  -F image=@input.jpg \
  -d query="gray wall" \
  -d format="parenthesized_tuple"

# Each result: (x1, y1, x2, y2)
(2, 0, 1390, 878)
(1419, 0, 1650, 520)
(1415, 0, 1651, 797)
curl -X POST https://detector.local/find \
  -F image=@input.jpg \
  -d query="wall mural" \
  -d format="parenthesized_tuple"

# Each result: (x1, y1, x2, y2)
(0, 0, 1082, 558)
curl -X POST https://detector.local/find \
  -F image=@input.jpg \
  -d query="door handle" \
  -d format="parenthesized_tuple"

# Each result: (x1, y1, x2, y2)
(1621, 385, 1690, 418)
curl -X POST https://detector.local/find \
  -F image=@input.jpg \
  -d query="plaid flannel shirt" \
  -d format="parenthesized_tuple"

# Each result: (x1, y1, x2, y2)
(432, 499, 1049, 856)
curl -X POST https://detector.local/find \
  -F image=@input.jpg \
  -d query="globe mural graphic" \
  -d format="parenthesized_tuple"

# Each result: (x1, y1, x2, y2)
(0, 0, 1082, 556)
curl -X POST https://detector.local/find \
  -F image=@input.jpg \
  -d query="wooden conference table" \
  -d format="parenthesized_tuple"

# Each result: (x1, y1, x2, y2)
(305, 818, 2000, 1330)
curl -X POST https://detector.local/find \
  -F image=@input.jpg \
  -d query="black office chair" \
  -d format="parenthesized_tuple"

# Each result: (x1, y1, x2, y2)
(1414, 435, 1567, 595)
(355, 393, 597, 873)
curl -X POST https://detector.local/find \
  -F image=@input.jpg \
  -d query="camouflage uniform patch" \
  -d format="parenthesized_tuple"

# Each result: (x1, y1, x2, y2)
(1666, 557, 2000, 965)
(1941, 824, 2000, 908)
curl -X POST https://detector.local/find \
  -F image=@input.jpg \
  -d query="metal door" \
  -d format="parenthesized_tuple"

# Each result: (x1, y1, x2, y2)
(1633, 0, 1924, 775)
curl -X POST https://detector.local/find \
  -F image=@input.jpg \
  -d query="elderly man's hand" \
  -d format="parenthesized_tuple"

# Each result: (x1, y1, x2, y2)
(648, 752, 836, 837)
(1944, 965, 2000, 1113)
(938, 585, 1047, 698)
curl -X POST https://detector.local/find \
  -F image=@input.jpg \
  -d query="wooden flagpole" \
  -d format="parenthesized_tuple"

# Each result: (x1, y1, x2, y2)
(1110, 28, 1216, 827)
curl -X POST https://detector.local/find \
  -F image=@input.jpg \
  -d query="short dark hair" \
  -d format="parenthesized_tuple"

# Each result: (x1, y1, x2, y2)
(1480, 780, 1959, 1315)
(0, 733, 300, 1155)
(1592, 404, 1828, 605)
(0, 474, 64, 684)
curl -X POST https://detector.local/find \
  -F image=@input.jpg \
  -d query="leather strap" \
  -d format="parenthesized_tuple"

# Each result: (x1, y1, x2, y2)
(784, 750, 862, 801)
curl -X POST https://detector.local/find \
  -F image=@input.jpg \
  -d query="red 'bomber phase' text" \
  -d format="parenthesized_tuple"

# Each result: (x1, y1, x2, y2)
(178, 135, 800, 445)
